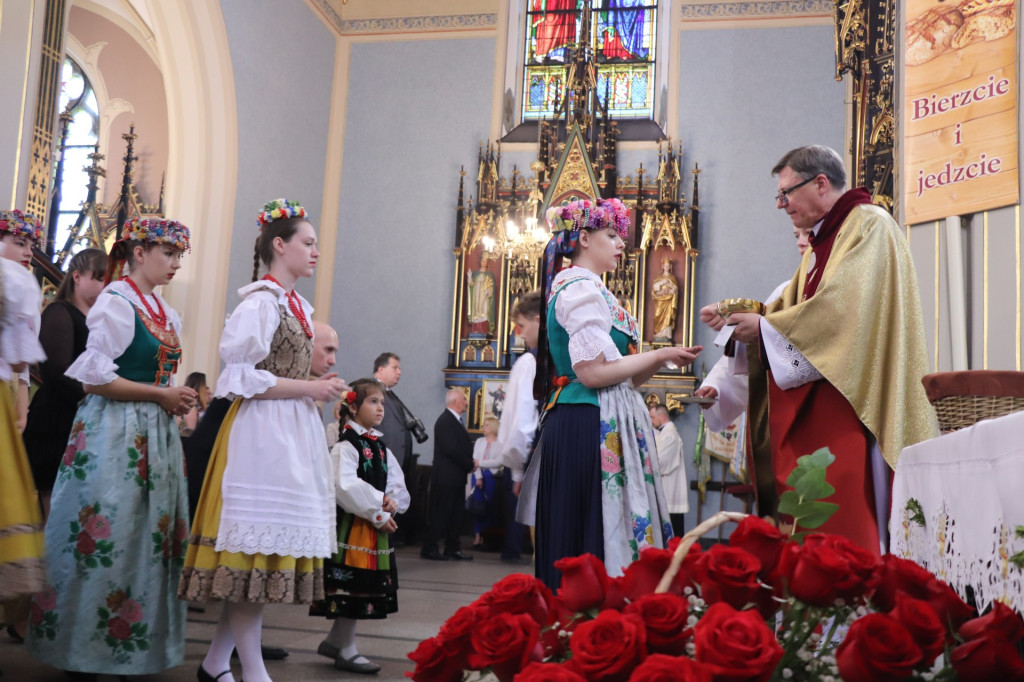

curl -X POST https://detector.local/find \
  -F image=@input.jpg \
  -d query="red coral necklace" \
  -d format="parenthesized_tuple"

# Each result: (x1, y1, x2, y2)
(262, 275, 313, 338)
(124, 277, 167, 328)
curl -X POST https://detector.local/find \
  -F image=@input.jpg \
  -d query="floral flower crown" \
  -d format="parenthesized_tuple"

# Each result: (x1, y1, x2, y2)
(258, 198, 308, 229)
(545, 197, 630, 239)
(123, 217, 191, 252)
(0, 209, 43, 245)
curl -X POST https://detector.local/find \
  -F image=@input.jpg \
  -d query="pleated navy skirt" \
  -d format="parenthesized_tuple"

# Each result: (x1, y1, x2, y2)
(534, 403, 604, 592)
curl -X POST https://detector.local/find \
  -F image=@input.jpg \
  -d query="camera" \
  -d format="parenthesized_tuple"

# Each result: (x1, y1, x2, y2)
(405, 416, 429, 444)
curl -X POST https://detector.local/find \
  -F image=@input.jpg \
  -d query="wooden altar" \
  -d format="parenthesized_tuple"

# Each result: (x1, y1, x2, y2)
(443, 9, 706, 432)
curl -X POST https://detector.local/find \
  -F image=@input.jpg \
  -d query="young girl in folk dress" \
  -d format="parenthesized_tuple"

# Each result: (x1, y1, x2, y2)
(180, 199, 345, 682)
(518, 198, 702, 591)
(0, 210, 47, 643)
(26, 218, 197, 676)
(310, 378, 410, 674)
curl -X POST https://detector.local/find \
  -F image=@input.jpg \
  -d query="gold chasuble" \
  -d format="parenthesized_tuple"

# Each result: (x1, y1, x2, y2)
(747, 198, 938, 550)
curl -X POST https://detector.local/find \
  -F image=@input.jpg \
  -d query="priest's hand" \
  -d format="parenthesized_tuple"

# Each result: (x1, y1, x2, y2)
(699, 303, 726, 331)
(728, 313, 761, 344)
(694, 385, 718, 409)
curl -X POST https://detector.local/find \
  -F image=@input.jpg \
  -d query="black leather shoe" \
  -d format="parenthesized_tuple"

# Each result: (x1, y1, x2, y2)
(197, 665, 233, 682)
(445, 551, 474, 561)
(317, 641, 340, 660)
(420, 551, 449, 561)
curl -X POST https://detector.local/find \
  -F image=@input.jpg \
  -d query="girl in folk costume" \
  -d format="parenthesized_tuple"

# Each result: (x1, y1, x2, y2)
(0, 210, 47, 633)
(517, 198, 702, 591)
(26, 218, 197, 676)
(0, 210, 45, 433)
(180, 199, 345, 682)
(310, 378, 410, 674)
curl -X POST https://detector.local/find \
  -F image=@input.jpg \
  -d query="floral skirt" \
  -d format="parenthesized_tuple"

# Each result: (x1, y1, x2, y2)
(24, 394, 188, 675)
(178, 400, 324, 604)
(0, 385, 46, 599)
(309, 509, 397, 620)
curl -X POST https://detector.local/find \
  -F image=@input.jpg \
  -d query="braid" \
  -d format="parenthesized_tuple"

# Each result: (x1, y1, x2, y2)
(251, 236, 261, 282)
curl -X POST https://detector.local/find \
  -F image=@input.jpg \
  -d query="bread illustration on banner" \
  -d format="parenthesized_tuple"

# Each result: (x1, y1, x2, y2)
(906, 0, 1015, 66)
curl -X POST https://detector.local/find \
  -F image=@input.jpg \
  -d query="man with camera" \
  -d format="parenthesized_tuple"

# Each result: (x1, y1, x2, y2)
(373, 352, 426, 469)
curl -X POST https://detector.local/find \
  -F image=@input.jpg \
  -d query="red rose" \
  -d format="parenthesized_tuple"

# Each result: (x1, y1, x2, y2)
(514, 662, 587, 681)
(555, 553, 609, 612)
(408, 636, 464, 682)
(29, 602, 44, 626)
(627, 654, 711, 682)
(695, 545, 763, 611)
(869, 555, 972, 630)
(437, 603, 488, 668)
(694, 602, 782, 682)
(951, 634, 1024, 681)
(888, 593, 946, 663)
(622, 543, 701, 601)
(623, 593, 692, 655)
(76, 531, 97, 555)
(467, 612, 542, 681)
(567, 610, 647, 682)
(485, 573, 554, 626)
(776, 536, 873, 607)
(107, 616, 131, 641)
(960, 601, 1024, 643)
(62, 443, 76, 467)
(137, 456, 148, 482)
(728, 516, 785, 579)
(835, 613, 923, 682)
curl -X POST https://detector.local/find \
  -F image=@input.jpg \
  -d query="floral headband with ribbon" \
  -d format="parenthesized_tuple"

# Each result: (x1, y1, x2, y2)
(258, 198, 308, 229)
(542, 197, 631, 297)
(0, 209, 43, 245)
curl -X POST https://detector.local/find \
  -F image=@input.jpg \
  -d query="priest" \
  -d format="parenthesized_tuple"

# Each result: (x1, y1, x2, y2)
(701, 145, 937, 555)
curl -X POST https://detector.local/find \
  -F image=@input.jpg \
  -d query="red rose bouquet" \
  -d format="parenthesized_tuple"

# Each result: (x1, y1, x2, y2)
(409, 451, 1024, 681)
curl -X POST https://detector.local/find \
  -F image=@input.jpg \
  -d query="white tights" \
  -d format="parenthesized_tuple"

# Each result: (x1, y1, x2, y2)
(203, 602, 271, 682)
(324, 617, 369, 664)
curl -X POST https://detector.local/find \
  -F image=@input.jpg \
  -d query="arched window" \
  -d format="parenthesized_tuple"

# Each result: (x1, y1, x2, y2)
(52, 56, 99, 263)
(523, 1, 658, 121)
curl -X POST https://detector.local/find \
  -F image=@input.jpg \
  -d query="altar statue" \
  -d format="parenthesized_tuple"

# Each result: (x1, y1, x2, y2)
(651, 257, 678, 341)
(467, 266, 496, 336)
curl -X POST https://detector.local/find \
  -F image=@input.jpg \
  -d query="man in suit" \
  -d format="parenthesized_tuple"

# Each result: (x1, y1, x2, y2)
(373, 352, 414, 470)
(421, 389, 476, 561)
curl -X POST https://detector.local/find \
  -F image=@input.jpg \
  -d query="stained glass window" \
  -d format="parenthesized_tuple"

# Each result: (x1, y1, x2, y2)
(523, 1, 658, 120)
(53, 57, 99, 262)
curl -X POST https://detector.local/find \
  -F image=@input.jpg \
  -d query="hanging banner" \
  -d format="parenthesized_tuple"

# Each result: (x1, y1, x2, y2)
(904, 0, 1018, 225)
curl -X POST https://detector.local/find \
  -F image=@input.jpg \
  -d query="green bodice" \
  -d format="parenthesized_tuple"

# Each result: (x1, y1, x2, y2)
(111, 293, 181, 387)
(546, 291, 634, 408)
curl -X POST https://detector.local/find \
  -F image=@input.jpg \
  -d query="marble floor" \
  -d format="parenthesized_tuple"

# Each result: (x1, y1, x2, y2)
(0, 545, 527, 682)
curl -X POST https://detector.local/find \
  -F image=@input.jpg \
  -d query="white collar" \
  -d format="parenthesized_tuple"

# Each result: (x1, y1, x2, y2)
(344, 419, 383, 439)
(552, 265, 603, 289)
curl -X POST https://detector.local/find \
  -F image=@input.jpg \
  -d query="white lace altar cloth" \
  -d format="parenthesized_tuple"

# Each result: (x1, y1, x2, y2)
(890, 410, 1024, 615)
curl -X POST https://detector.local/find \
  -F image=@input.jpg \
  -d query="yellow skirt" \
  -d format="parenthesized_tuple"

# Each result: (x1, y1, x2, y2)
(177, 400, 323, 604)
(0, 385, 46, 599)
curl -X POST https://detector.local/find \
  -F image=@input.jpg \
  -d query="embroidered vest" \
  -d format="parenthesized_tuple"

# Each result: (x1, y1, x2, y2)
(339, 426, 389, 492)
(110, 292, 181, 386)
(255, 305, 312, 380)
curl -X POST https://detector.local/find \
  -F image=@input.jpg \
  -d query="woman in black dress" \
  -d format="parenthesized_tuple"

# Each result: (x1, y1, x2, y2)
(23, 248, 106, 516)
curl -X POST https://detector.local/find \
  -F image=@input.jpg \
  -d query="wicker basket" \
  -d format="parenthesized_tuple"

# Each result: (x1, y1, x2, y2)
(922, 371, 1024, 433)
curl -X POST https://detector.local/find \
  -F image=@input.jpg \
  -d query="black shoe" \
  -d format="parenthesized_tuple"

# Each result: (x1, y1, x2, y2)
(231, 646, 289, 660)
(420, 550, 449, 561)
(197, 665, 233, 682)
(444, 551, 474, 561)
(317, 641, 340, 660)
(6, 624, 23, 644)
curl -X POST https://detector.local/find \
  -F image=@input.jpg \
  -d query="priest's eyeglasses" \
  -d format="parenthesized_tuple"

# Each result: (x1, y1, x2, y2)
(775, 176, 815, 204)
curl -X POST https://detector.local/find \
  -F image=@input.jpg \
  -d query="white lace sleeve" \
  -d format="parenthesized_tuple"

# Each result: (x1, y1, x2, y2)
(65, 291, 136, 385)
(556, 279, 621, 365)
(760, 317, 823, 390)
(215, 292, 281, 399)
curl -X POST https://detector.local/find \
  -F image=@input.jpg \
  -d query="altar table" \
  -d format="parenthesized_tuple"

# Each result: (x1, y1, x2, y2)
(890, 410, 1024, 614)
